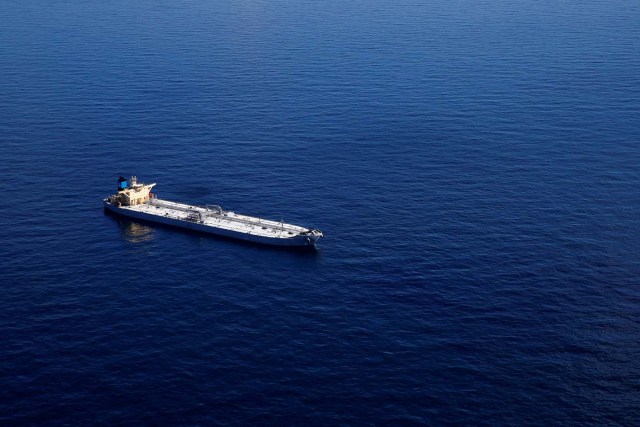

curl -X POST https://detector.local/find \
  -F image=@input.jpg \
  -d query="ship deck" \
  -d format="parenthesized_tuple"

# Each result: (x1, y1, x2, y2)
(120, 198, 309, 239)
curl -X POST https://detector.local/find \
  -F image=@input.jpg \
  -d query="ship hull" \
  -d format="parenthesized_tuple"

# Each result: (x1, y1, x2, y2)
(104, 201, 321, 247)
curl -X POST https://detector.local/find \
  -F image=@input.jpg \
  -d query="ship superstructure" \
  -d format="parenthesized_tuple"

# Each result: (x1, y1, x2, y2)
(104, 176, 323, 247)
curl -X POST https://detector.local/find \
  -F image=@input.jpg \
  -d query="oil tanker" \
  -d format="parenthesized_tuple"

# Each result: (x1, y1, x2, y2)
(104, 176, 323, 247)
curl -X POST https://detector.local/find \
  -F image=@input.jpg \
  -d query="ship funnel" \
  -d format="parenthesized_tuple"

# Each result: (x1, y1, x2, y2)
(118, 176, 128, 191)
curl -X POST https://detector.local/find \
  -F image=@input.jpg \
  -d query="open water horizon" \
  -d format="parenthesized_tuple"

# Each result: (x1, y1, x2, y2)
(1, 0, 639, 424)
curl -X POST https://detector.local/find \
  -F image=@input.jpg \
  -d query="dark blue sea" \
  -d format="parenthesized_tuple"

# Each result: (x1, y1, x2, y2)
(1, 0, 639, 424)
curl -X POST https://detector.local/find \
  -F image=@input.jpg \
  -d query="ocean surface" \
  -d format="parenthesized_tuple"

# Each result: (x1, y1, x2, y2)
(1, 0, 639, 424)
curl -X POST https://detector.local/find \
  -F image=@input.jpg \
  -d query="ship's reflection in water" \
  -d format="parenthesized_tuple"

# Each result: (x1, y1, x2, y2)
(120, 221, 154, 244)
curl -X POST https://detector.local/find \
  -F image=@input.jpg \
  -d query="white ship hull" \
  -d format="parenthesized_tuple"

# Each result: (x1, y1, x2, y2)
(104, 198, 322, 248)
